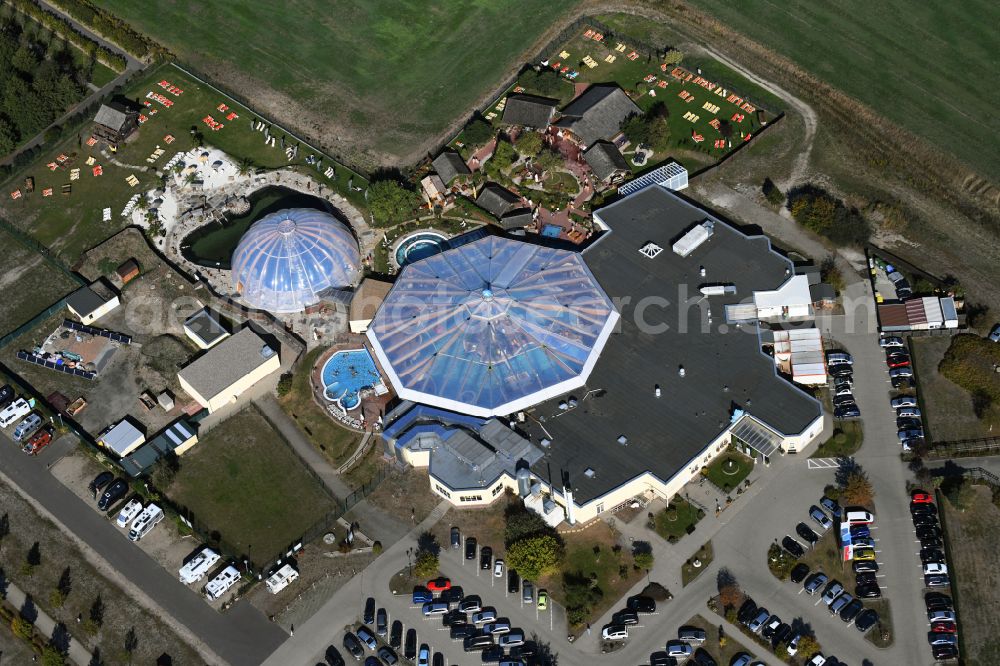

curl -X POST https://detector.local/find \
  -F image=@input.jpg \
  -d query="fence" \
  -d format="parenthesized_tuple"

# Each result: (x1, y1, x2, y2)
(927, 437, 1000, 460)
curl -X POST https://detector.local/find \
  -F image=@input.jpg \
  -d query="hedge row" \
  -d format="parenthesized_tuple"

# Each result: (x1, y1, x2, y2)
(48, 0, 153, 58)
(6, 0, 126, 71)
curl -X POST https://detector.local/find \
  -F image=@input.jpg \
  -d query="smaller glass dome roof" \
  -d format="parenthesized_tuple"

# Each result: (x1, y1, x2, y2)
(231, 208, 360, 313)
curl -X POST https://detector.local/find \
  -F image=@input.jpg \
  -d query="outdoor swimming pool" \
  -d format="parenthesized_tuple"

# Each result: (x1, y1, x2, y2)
(320, 348, 382, 411)
(541, 224, 562, 239)
(394, 231, 449, 267)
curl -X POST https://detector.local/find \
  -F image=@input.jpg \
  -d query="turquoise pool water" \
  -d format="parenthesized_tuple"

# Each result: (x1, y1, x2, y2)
(320, 349, 381, 411)
(395, 231, 448, 267)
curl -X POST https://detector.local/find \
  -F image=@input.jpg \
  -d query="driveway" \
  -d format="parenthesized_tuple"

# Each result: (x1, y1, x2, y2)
(0, 434, 285, 666)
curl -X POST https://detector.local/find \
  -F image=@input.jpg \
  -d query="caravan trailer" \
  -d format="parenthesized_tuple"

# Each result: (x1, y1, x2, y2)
(204, 565, 241, 601)
(127, 503, 164, 542)
(265, 563, 299, 594)
(0, 399, 32, 428)
(179, 547, 221, 585)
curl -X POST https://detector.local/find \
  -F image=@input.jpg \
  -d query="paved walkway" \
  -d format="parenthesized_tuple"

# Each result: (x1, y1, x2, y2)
(3, 580, 93, 666)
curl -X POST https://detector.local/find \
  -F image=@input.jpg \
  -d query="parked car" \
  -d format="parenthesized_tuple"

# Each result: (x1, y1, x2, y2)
(459, 596, 482, 613)
(796, 523, 819, 545)
(928, 632, 958, 646)
(427, 577, 451, 592)
(88, 471, 114, 495)
(932, 644, 959, 660)
(692, 648, 717, 666)
(376, 608, 388, 636)
(834, 404, 861, 419)
(833, 394, 858, 407)
(601, 624, 628, 641)
(377, 646, 398, 665)
(521, 581, 534, 604)
(809, 506, 833, 531)
(989, 324, 1000, 343)
(762, 615, 781, 639)
(897, 407, 922, 419)
(480, 546, 493, 570)
(803, 572, 828, 594)
(891, 375, 914, 389)
(840, 599, 864, 623)
(507, 569, 519, 594)
(463, 634, 493, 652)
(342, 632, 364, 659)
(928, 610, 957, 622)
(450, 526, 461, 549)
(913, 514, 939, 528)
(471, 608, 497, 625)
(849, 524, 871, 539)
(853, 559, 878, 573)
(925, 593, 953, 611)
(736, 598, 758, 624)
(405, 629, 417, 659)
(115, 498, 143, 529)
(450, 622, 475, 640)
(855, 572, 878, 587)
(843, 509, 875, 524)
(827, 352, 853, 365)
(898, 417, 922, 431)
(465, 537, 477, 560)
(911, 501, 937, 516)
(412, 587, 433, 604)
(97, 479, 128, 511)
(911, 490, 933, 504)
(356, 626, 377, 650)
(830, 364, 854, 378)
(441, 586, 464, 604)
(925, 573, 951, 588)
(730, 653, 752, 666)
(855, 608, 879, 633)
(790, 563, 810, 584)
(613, 609, 639, 626)
(748, 609, 770, 633)
(421, 602, 449, 616)
(852, 536, 875, 549)
(821, 581, 845, 606)
(920, 535, 943, 550)
(829, 593, 852, 615)
(417, 644, 430, 666)
(891, 395, 918, 408)
(919, 550, 945, 567)
(930, 621, 957, 633)
(480, 645, 503, 663)
(482, 620, 511, 635)
(889, 367, 913, 378)
(678, 626, 707, 644)
(782, 536, 805, 558)
(665, 641, 693, 658)
(442, 609, 466, 627)
(887, 355, 911, 369)
(879, 336, 905, 348)
(493, 559, 505, 578)
(498, 631, 525, 648)
(786, 634, 801, 656)
(856, 583, 882, 599)
(537, 589, 548, 611)
(917, 525, 942, 540)
(772, 623, 791, 646)
(389, 620, 403, 649)
(853, 548, 876, 562)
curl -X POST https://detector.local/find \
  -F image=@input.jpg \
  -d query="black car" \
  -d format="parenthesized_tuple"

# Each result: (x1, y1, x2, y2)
(855, 608, 879, 633)
(856, 583, 882, 599)
(925, 573, 951, 588)
(911, 502, 938, 516)
(480, 546, 493, 570)
(463, 634, 493, 652)
(324, 645, 346, 666)
(627, 595, 656, 613)
(925, 592, 953, 611)
(613, 609, 639, 626)
(795, 523, 819, 546)
(650, 652, 679, 666)
(376, 608, 388, 636)
(917, 525, 942, 540)
(465, 537, 477, 560)
(833, 394, 858, 407)
(840, 598, 864, 623)
(442, 610, 466, 627)
(97, 479, 128, 510)
(920, 548, 946, 565)
(920, 536, 943, 550)
(404, 628, 417, 659)
(363, 658, 379, 666)
(507, 569, 520, 594)
(342, 632, 364, 659)
(449, 622, 475, 640)
(459, 595, 482, 613)
(692, 647, 717, 666)
(834, 404, 861, 419)
(897, 417, 922, 431)
(830, 364, 854, 378)
(781, 536, 805, 559)
(510, 641, 537, 658)
(853, 560, 879, 573)
(389, 620, 403, 649)
(362, 597, 376, 624)
(771, 623, 791, 645)
(912, 514, 938, 529)
(855, 572, 877, 587)
(376, 646, 397, 665)
(891, 376, 914, 389)
(932, 644, 959, 660)
(790, 563, 810, 584)
(88, 471, 114, 495)
(736, 598, 758, 625)
(441, 586, 465, 604)
(0, 384, 13, 408)
(451, 526, 461, 549)
(481, 645, 503, 663)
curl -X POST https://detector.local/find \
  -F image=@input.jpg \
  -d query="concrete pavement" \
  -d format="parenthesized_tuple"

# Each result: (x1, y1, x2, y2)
(0, 435, 285, 666)
(3, 578, 93, 666)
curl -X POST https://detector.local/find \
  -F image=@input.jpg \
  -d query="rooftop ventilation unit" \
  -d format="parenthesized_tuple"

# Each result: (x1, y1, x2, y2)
(639, 242, 663, 259)
(617, 435, 628, 446)
(260, 344, 276, 359)
(673, 220, 715, 258)
(700, 284, 737, 296)
(540, 438, 551, 448)
(583, 468, 596, 478)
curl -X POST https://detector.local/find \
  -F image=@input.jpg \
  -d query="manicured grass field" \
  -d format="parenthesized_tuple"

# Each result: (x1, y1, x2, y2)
(0, 62, 365, 265)
(168, 405, 337, 562)
(91, 0, 577, 164)
(687, 0, 1000, 180)
(654, 498, 704, 541)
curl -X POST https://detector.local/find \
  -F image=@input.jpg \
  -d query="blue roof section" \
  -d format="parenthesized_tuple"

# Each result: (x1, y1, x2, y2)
(368, 236, 619, 416)
(231, 208, 361, 313)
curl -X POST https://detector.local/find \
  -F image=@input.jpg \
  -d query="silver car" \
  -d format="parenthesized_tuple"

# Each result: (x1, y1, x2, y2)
(809, 506, 833, 532)
(822, 582, 845, 606)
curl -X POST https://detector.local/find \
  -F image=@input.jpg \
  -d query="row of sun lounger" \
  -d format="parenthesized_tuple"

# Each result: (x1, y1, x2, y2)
(157, 80, 184, 96)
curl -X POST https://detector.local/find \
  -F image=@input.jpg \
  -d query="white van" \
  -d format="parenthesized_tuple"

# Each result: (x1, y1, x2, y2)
(115, 499, 143, 529)
(265, 563, 299, 594)
(0, 399, 31, 428)
(128, 503, 164, 542)
(12, 413, 42, 441)
(205, 565, 241, 600)
(843, 510, 875, 525)
(179, 547, 221, 585)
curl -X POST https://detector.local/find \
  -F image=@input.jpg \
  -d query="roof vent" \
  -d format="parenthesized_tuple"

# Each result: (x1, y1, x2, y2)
(260, 345, 276, 359)
(617, 435, 628, 446)
(639, 242, 663, 259)
(558, 401, 569, 411)
(540, 438, 551, 448)
(678, 365, 686, 377)
(584, 467, 596, 478)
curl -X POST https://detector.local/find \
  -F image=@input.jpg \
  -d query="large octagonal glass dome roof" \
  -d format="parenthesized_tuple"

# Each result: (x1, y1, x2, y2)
(231, 208, 360, 313)
(367, 235, 619, 417)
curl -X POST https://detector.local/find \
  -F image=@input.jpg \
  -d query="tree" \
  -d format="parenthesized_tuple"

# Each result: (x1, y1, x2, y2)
(367, 180, 420, 227)
(236, 156, 256, 176)
(506, 535, 563, 580)
(562, 570, 603, 625)
(41, 644, 66, 666)
(490, 139, 517, 172)
(504, 506, 555, 546)
(413, 551, 439, 578)
(762, 178, 784, 206)
(123, 626, 138, 665)
(620, 112, 670, 152)
(840, 470, 875, 506)
(10, 615, 33, 640)
(633, 550, 654, 571)
(462, 117, 494, 148)
(718, 581, 743, 610)
(520, 68, 565, 97)
(25, 541, 41, 572)
(89, 594, 105, 627)
(795, 635, 821, 659)
(276, 373, 293, 398)
(0, 512, 8, 554)
(535, 149, 562, 174)
(50, 566, 72, 608)
(516, 132, 543, 158)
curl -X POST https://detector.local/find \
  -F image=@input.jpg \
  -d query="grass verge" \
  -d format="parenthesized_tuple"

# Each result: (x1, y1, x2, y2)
(811, 420, 863, 458)
(682, 541, 714, 587)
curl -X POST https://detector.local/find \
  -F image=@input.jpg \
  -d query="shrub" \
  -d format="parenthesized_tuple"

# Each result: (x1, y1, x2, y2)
(413, 551, 439, 578)
(462, 117, 494, 148)
(275, 373, 293, 398)
(762, 177, 784, 206)
(11, 615, 33, 640)
(372, 541, 383, 555)
(506, 535, 564, 580)
(788, 185, 871, 247)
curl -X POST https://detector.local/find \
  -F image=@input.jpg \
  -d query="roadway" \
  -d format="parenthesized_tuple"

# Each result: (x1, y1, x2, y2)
(0, 435, 285, 666)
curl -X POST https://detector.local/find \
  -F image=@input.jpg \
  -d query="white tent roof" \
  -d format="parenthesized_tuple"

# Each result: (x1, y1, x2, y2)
(754, 274, 813, 309)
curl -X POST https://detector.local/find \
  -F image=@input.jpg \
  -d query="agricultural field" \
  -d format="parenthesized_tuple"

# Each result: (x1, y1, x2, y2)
(90, 0, 578, 166)
(167, 406, 338, 563)
(0, 62, 365, 265)
(0, 230, 80, 336)
(687, 0, 1000, 180)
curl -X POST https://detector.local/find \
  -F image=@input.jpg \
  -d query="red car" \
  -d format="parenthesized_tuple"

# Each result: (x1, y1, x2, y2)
(931, 621, 957, 633)
(22, 426, 53, 455)
(912, 491, 934, 504)
(427, 577, 451, 592)
(887, 357, 911, 369)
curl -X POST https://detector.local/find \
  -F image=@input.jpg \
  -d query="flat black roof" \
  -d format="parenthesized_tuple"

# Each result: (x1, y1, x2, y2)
(523, 186, 822, 504)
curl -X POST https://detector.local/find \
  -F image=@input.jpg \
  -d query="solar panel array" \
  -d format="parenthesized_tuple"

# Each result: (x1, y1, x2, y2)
(63, 319, 132, 344)
(16, 351, 96, 380)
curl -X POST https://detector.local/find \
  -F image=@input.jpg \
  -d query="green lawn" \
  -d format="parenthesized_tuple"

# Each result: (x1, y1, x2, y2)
(687, 0, 1000, 180)
(704, 450, 754, 492)
(0, 62, 366, 265)
(654, 498, 704, 541)
(91, 0, 577, 165)
(811, 420, 863, 458)
(168, 405, 337, 562)
(681, 541, 713, 587)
